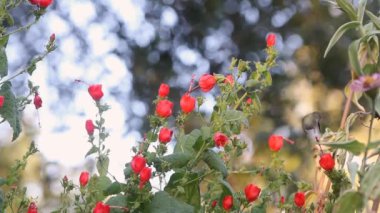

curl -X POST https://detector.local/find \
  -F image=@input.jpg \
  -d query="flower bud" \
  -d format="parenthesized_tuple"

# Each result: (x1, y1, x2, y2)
(319, 153, 335, 171)
(0, 96, 4, 108)
(244, 184, 261, 202)
(79, 171, 90, 187)
(224, 74, 234, 86)
(268, 134, 283, 152)
(85, 120, 95, 135)
(131, 155, 146, 174)
(222, 195, 233, 211)
(211, 200, 217, 208)
(246, 98, 252, 104)
(29, 0, 53, 8)
(50, 33, 56, 42)
(158, 127, 173, 144)
(27, 202, 38, 213)
(180, 93, 196, 113)
(280, 196, 285, 204)
(199, 74, 216, 92)
(213, 132, 229, 147)
(93, 201, 110, 213)
(266, 33, 276, 47)
(294, 192, 305, 207)
(158, 83, 170, 97)
(139, 167, 152, 189)
(88, 84, 104, 101)
(155, 100, 174, 118)
(33, 93, 42, 109)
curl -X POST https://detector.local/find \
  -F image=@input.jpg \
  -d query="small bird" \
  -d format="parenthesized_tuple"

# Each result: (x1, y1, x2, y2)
(302, 112, 322, 142)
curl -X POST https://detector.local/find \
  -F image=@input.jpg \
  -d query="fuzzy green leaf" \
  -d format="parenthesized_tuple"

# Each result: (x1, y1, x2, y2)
(348, 39, 362, 75)
(366, 10, 380, 30)
(143, 191, 194, 213)
(0, 82, 22, 141)
(96, 155, 109, 176)
(159, 153, 193, 171)
(103, 182, 122, 196)
(360, 163, 380, 200)
(106, 195, 127, 213)
(336, 0, 358, 21)
(0, 47, 7, 78)
(123, 163, 132, 179)
(333, 190, 364, 213)
(357, 0, 367, 23)
(324, 21, 360, 58)
(174, 129, 201, 155)
(85, 146, 98, 157)
(203, 149, 228, 178)
(320, 140, 365, 155)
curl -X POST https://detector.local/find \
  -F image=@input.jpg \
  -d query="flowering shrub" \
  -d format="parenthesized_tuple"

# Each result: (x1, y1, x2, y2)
(0, 1, 380, 213)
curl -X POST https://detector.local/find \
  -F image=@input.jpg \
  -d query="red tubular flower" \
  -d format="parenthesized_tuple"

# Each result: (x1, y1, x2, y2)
(85, 120, 95, 135)
(50, 33, 56, 42)
(244, 184, 261, 202)
(88, 84, 104, 101)
(93, 202, 110, 213)
(213, 132, 229, 147)
(79, 171, 90, 187)
(224, 74, 234, 86)
(294, 192, 305, 207)
(139, 167, 152, 189)
(131, 155, 146, 174)
(34, 94, 42, 109)
(29, 0, 53, 8)
(158, 83, 170, 97)
(27, 202, 38, 213)
(211, 200, 217, 208)
(268, 134, 283, 152)
(158, 127, 173, 144)
(155, 100, 174, 118)
(319, 153, 335, 171)
(222, 195, 233, 211)
(180, 93, 196, 113)
(280, 196, 285, 204)
(246, 98, 252, 105)
(0, 95, 4, 108)
(266, 33, 276, 47)
(199, 74, 216, 92)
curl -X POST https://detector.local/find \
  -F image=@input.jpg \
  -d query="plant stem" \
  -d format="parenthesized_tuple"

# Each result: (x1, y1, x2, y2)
(360, 100, 375, 174)
(0, 19, 38, 39)
(234, 92, 247, 110)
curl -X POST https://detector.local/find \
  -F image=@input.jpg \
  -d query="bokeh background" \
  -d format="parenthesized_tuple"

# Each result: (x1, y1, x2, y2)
(1, 0, 380, 211)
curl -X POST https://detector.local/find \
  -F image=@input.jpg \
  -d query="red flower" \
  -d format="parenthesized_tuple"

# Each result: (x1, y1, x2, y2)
(85, 120, 95, 135)
(246, 98, 252, 104)
(159, 127, 173, 144)
(222, 195, 233, 211)
(34, 94, 42, 109)
(280, 196, 285, 204)
(93, 202, 110, 213)
(131, 155, 146, 174)
(139, 167, 152, 189)
(29, 0, 53, 8)
(88, 84, 104, 101)
(180, 93, 196, 113)
(211, 200, 217, 208)
(79, 171, 90, 187)
(266, 33, 276, 47)
(0, 96, 4, 108)
(158, 83, 170, 97)
(156, 100, 174, 118)
(27, 202, 38, 213)
(244, 184, 261, 202)
(224, 74, 234, 85)
(319, 153, 335, 171)
(294, 192, 305, 207)
(268, 134, 283, 152)
(213, 132, 229, 147)
(50, 33, 56, 42)
(199, 74, 216, 92)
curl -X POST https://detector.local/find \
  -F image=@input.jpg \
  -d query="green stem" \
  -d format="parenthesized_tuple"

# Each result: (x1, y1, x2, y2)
(234, 92, 247, 110)
(360, 100, 375, 174)
(0, 20, 38, 39)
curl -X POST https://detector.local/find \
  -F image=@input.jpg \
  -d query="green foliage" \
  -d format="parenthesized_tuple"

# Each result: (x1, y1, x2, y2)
(174, 129, 202, 155)
(0, 47, 7, 77)
(360, 163, 380, 200)
(202, 149, 228, 178)
(333, 191, 364, 213)
(321, 140, 365, 156)
(0, 82, 21, 141)
(143, 191, 194, 213)
(106, 195, 127, 213)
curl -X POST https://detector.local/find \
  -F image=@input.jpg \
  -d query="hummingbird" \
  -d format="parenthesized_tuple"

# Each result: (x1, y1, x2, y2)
(301, 112, 322, 143)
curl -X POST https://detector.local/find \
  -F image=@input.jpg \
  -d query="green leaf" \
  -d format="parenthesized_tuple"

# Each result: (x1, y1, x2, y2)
(320, 140, 365, 155)
(103, 182, 122, 196)
(336, 0, 358, 21)
(357, 0, 367, 23)
(203, 149, 228, 178)
(200, 126, 211, 140)
(219, 178, 234, 195)
(123, 163, 133, 179)
(165, 172, 201, 210)
(143, 191, 194, 213)
(0, 189, 4, 211)
(262, 70, 272, 86)
(333, 190, 364, 213)
(96, 155, 110, 176)
(159, 153, 193, 171)
(348, 40, 362, 75)
(324, 21, 360, 58)
(366, 10, 380, 30)
(360, 163, 380, 200)
(0, 82, 22, 141)
(106, 195, 127, 213)
(85, 146, 98, 157)
(245, 79, 260, 88)
(0, 35, 9, 48)
(224, 109, 247, 124)
(0, 47, 8, 78)
(174, 129, 201, 155)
